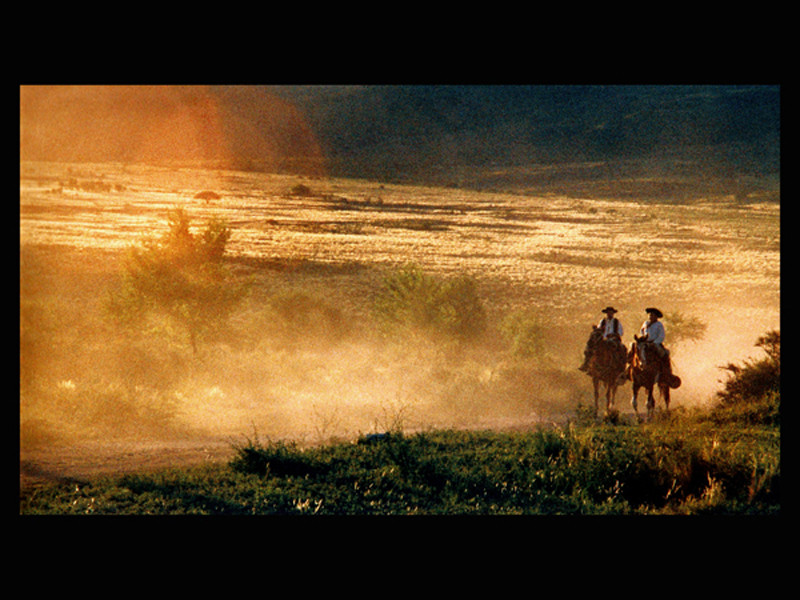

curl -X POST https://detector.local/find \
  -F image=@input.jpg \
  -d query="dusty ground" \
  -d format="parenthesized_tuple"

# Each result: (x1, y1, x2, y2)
(19, 436, 236, 492)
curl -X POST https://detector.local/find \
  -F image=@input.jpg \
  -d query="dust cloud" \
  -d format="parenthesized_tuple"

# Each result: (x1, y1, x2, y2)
(668, 302, 780, 407)
(20, 242, 779, 462)
(20, 246, 591, 475)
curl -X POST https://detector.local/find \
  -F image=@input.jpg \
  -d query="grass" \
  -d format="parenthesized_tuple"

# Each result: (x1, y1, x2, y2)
(20, 414, 779, 515)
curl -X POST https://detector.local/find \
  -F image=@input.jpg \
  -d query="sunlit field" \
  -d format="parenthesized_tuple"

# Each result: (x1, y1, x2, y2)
(19, 160, 780, 489)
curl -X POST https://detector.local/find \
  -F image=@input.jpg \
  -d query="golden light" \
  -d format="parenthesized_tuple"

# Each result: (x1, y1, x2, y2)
(19, 85, 327, 176)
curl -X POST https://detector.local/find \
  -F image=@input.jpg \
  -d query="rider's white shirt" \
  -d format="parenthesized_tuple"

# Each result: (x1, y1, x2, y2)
(597, 317, 623, 339)
(640, 320, 665, 344)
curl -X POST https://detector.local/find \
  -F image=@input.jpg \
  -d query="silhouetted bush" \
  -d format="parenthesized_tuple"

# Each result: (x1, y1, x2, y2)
(713, 330, 780, 425)
(290, 183, 313, 197)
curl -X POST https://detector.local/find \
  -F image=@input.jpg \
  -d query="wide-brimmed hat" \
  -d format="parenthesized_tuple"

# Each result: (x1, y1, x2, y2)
(645, 307, 663, 318)
(601, 306, 617, 313)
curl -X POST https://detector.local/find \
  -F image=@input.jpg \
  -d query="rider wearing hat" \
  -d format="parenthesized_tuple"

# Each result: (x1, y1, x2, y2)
(638, 308, 671, 373)
(579, 306, 625, 372)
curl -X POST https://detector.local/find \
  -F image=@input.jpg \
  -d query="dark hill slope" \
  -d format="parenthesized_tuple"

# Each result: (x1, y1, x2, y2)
(21, 85, 779, 198)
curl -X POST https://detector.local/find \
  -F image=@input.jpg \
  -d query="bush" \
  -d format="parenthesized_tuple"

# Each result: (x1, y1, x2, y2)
(290, 183, 313, 197)
(500, 310, 547, 359)
(229, 438, 322, 478)
(664, 311, 708, 346)
(107, 208, 246, 353)
(267, 289, 350, 345)
(713, 330, 780, 425)
(374, 264, 486, 339)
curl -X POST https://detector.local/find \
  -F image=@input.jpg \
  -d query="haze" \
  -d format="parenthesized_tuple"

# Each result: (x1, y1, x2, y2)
(19, 85, 780, 485)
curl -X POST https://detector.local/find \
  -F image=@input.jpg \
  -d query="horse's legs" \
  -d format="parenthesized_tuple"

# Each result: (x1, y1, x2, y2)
(646, 386, 656, 421)
(631, 382, 640, 418)
(606, 382, 616, 413)
(661, 384, 670, 412)
(592, 378, 600, 417)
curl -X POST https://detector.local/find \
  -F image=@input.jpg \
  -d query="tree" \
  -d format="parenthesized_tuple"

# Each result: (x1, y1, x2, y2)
(664, 311, 708, 347)
(108, 208, 246, 353)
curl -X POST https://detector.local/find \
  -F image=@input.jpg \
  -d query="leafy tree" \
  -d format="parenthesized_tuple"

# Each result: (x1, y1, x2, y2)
(664, 311, 708, 346)
(108, 208, 246, 353)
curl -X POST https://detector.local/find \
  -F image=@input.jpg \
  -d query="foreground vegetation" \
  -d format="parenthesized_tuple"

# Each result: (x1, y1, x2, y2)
(20, 415, 778, 515)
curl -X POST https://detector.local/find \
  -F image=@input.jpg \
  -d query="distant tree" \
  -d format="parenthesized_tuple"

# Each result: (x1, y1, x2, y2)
(290, 183, 313, 197)
(107, 208, 246, 353)
(664, 311, 708, 347)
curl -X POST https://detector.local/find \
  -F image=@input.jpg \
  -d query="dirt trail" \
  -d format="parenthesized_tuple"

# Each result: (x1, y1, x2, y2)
(18, 413, 578, 496)
(19, 437, 236, 494)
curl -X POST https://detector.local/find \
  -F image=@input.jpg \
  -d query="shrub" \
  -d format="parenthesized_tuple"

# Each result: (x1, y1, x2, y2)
(664, 311, 708, 346)
(266, 288, 351, 346)
(107, 207, 246, 353)
(713, 330, 780, 425)
(290, 183, 313, 197)
(374, 264, 486, 339)
(229, 438, 322, 478)
(500, 310, 547, 359)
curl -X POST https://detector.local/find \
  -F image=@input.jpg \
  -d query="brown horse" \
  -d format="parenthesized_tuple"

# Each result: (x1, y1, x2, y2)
(586, 331, 628, 417)
(627, 335, 681, 421)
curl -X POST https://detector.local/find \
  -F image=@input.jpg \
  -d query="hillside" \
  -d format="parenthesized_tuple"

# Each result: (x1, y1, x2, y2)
(20, 85, 780, 200)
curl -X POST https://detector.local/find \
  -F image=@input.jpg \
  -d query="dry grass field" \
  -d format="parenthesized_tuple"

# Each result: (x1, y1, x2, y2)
(19, 161, 780, 488)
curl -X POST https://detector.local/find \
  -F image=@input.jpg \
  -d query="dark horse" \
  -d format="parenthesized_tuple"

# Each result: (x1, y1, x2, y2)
(586, 328, 628, 417)
(627, 335, 681, 421)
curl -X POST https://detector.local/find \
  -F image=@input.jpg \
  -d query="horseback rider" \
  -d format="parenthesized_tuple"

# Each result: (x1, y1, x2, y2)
(637, 308, 673, 377)
(579, 307, 626, 372)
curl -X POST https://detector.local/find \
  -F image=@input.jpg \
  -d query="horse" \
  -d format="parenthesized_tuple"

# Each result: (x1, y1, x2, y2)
(586, 330, 628, 417)
(627, 335, 681, 421)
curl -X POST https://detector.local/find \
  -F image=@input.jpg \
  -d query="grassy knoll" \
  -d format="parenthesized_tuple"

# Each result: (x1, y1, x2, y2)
(20, 414, 779, 515)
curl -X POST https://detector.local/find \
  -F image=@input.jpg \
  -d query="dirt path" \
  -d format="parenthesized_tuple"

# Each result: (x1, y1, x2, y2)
(19, 437, 237, 494)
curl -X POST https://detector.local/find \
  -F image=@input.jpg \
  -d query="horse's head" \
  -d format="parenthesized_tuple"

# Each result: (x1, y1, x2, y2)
(627, 341, 640, 369)
(630, 336, 661, 371)
(587, 326, 603, 346)
(631, 334, 650, 356)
